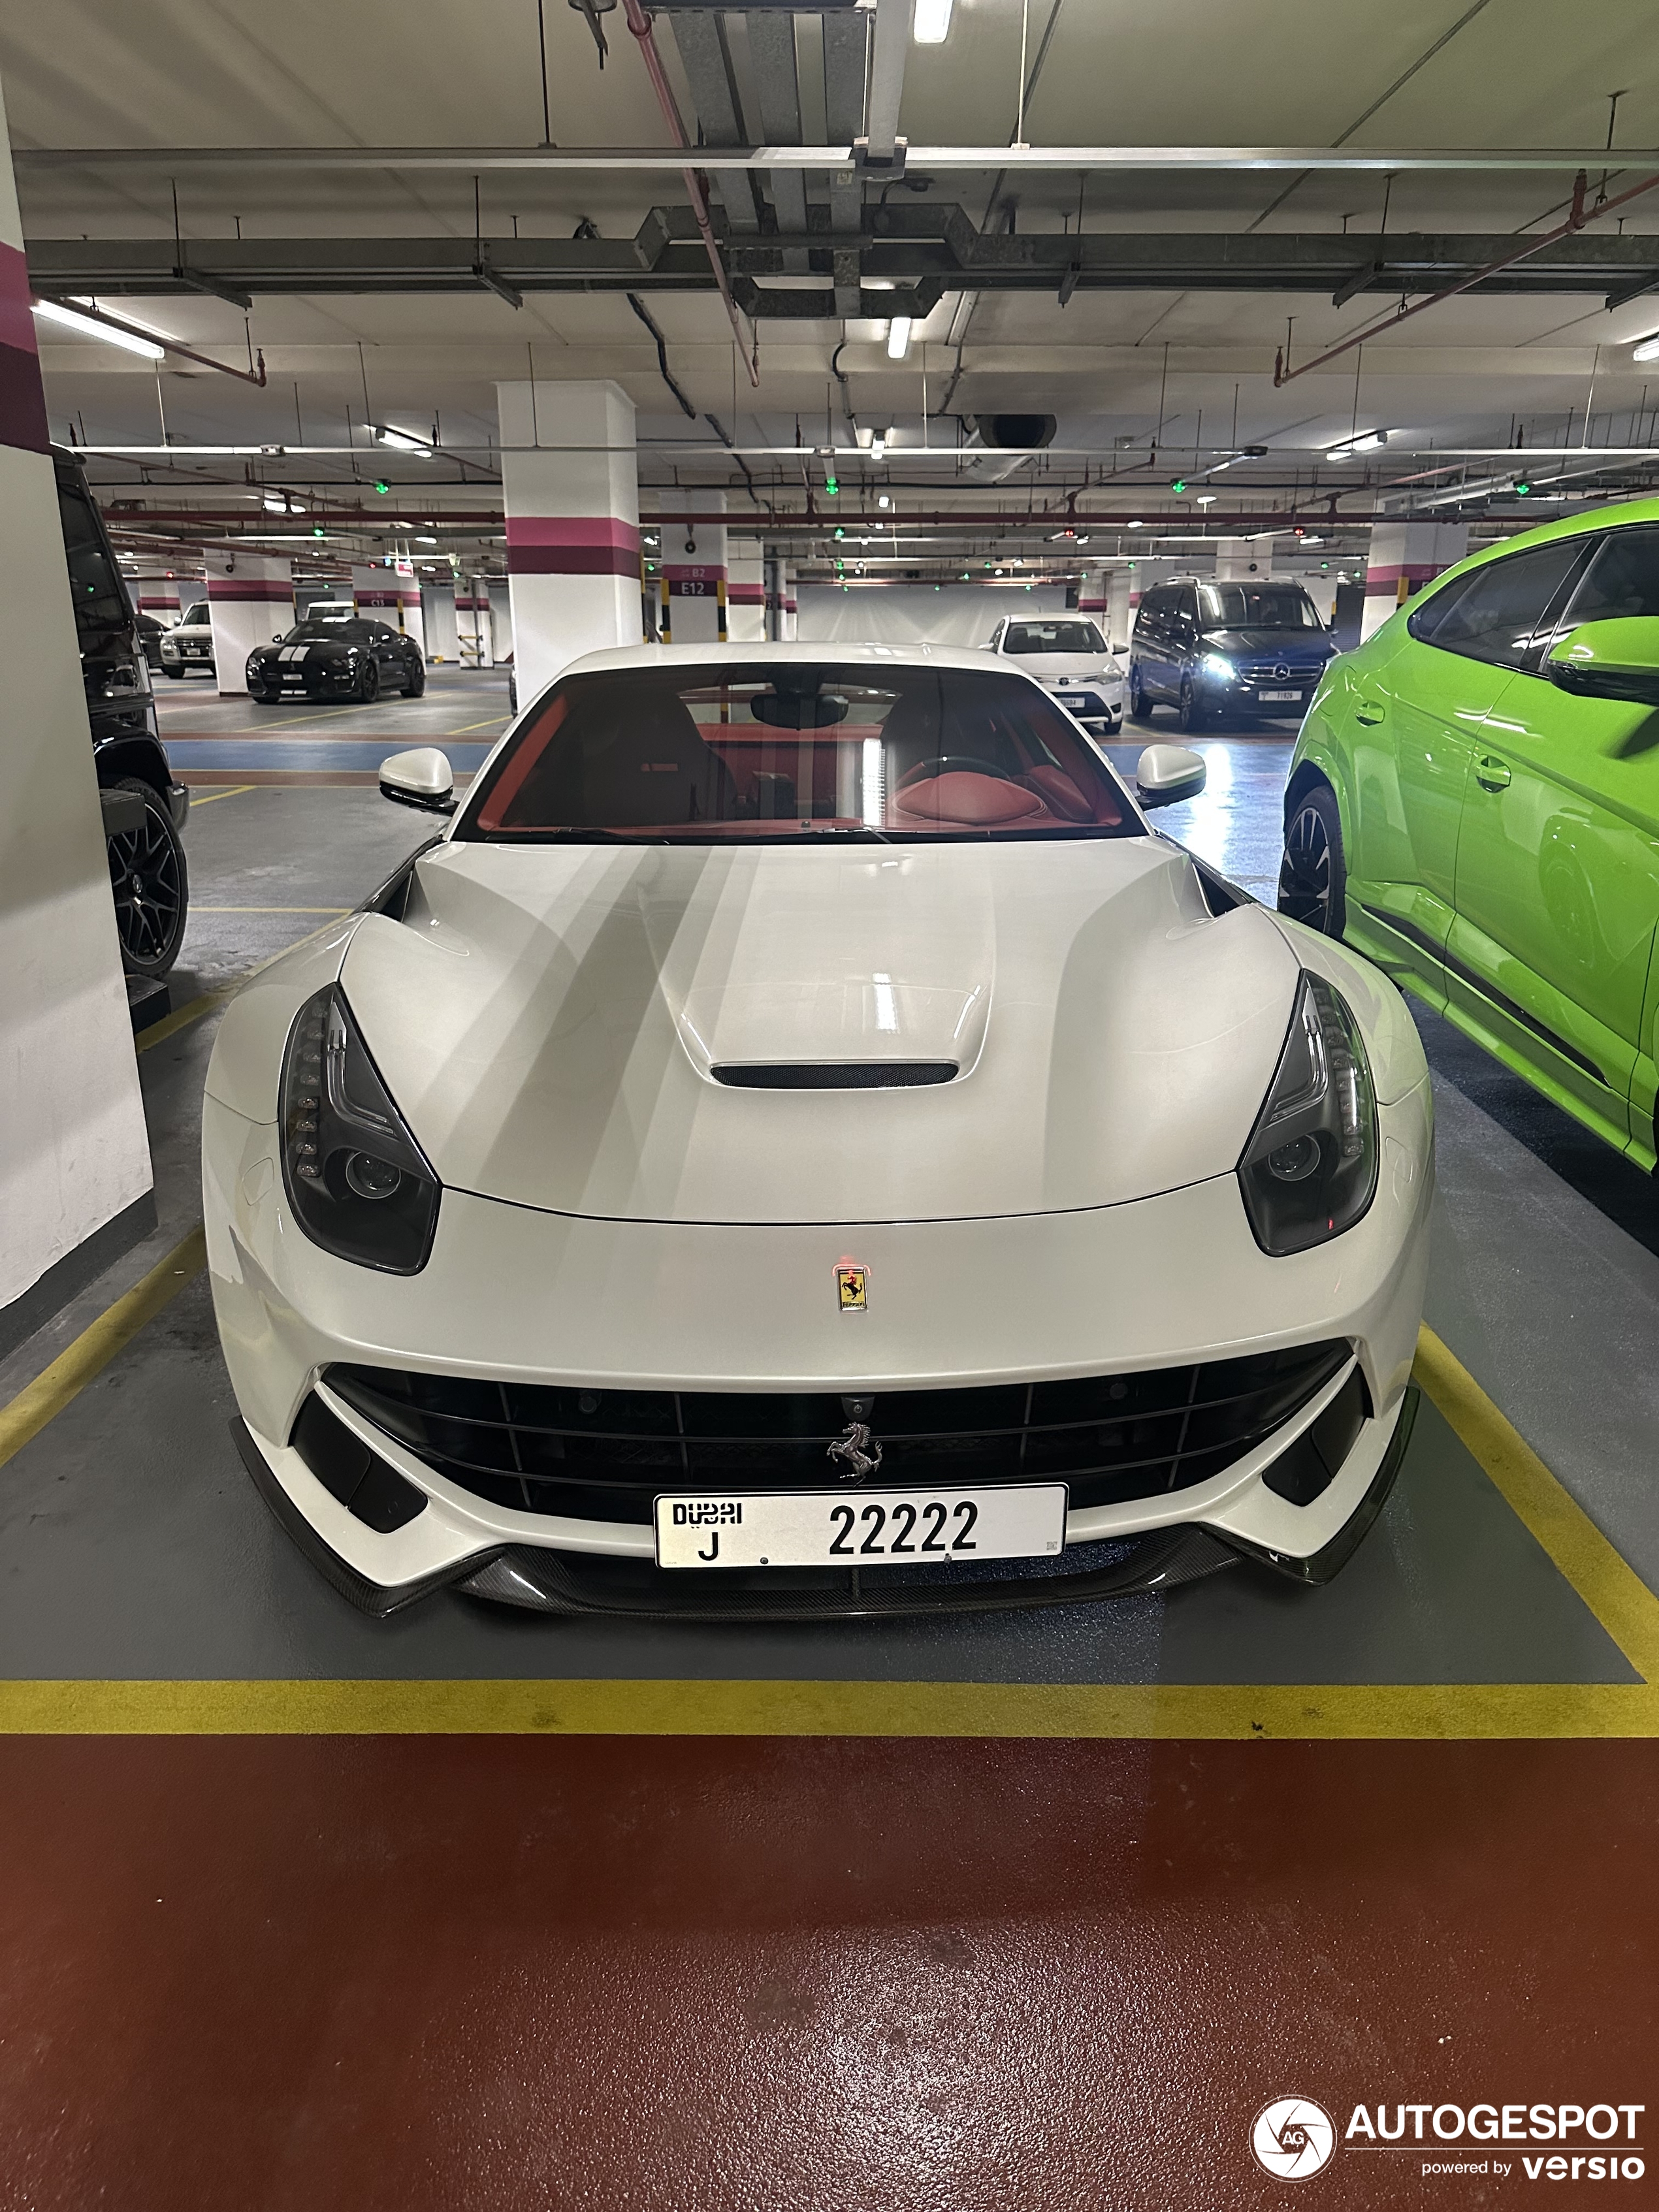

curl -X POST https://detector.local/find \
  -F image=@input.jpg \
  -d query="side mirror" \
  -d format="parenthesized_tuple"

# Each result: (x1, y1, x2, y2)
(1547, 618, 1659, 705)
(1136, 743, 1206, 809)
(379, 746, 456, 815)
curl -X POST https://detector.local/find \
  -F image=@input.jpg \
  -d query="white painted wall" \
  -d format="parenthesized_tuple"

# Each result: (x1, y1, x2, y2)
(797, 583, 1071, 647)
(0, 70, 152, 1317)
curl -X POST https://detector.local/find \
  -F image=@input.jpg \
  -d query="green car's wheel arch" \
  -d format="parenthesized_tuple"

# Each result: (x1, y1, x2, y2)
(1278, 777, 1347, 938)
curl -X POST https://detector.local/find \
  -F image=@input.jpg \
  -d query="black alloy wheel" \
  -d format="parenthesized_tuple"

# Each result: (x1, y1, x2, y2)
(1277, 782, 1347, 937)
(106, 777, 188, 978)
(1128, 668, 1153, 720)
(356, 656, 380, 703)
(402, 659, 426, 698)
(1176, 678, 1205, 734)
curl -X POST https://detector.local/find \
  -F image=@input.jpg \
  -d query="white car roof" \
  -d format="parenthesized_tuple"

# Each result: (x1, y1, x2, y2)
(562, 639, 1018, 680)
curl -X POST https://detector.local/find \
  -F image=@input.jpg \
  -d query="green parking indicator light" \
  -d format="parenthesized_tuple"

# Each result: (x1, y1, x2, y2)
(312, 525, 326, 537)
(824, 472, 839, 496)
(833, 525, 845, 540)
(1170, 477, 1187, 493)
(1515, 480, 1532, 496)
(374, 479, 390, 495)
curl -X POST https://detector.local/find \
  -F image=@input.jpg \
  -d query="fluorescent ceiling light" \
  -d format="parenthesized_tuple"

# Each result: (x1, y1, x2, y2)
(369, 425, 434, 456)
(877, 493, 892, 508)
(887, 316, 913, 361)
(416, 534, 438, 545)
(1327, 429, 1389, 460)
(914, 0, 954, 39)
(1632, 334, 1659, 363)
(1126, 519, 1143, 528)
(33, 298, 164, 360)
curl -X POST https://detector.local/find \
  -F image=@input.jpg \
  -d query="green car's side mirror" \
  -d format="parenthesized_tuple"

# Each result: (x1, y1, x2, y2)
(1547, 618, 1659, 705)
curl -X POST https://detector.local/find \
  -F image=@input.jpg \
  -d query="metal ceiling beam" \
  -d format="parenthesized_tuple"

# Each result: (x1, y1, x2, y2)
(822, 8, 868, 308)
(745, 11, 810, 269)
(662, 12, 758, 231)
(25, 142, 1659, 174)
(863, 0, 913, 168)
(30, 225, 1659, 303)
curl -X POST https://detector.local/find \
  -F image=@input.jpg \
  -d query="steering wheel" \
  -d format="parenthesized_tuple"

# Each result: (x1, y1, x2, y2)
(896, 754, 1008, 789)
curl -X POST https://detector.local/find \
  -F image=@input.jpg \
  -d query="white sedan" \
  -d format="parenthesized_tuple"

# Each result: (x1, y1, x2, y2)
(987, 613, 1125, 731)
(203, 644, 1432, 1618)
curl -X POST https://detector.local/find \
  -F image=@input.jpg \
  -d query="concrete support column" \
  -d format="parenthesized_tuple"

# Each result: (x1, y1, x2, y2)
(727, 538, 766, 642)
(455, 580, 490, 668)
(764, 553, 787, 641)
(351, 563, 397, 619)
(782, 564, 797, 641)
(0, 65, 153, 1350)
(424, 583, 459, 663)
(205, 551, 295, 696)
(1362, 521, 1468, 641)
(1213, 537, 1270, 583)
(1106, 569, 1133, 652)
(137, 576, 179, 626)
(658, 490, 727, 647)
(394, 563, 426, 657)
(498, 379, 641, 699)
(1078, 569, 1108, 631)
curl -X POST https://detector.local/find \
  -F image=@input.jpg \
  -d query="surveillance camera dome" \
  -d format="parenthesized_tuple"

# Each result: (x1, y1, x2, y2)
(685, 537, 697, 554)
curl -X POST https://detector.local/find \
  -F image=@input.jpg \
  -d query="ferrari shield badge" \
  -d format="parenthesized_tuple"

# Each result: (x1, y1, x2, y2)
(834, 1262, 869, 1313)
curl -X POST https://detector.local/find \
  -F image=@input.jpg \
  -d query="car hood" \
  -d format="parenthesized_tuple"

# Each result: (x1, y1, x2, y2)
(258, 638, 350, 658)
(338, 837, 1302, 1226)
(1006, 651, 1119, 679)
(1202, 628, 1332, 658)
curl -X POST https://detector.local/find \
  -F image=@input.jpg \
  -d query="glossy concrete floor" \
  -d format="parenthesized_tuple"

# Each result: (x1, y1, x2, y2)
(2, 711, 1657, 2209)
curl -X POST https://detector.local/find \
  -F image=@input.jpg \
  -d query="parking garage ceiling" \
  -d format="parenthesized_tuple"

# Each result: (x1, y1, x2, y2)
(7, 0, 1659, 582)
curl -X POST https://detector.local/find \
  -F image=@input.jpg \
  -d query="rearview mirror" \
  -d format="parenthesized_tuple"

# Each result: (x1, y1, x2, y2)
(1547, 618, 1659, 705)
(1135, 743, 1206, 809)
(379, 746, 456, 815)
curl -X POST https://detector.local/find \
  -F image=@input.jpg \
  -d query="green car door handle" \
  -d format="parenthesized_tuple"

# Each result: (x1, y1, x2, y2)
(1354, 699, 1386, 726)
(1475, 755, 1512, 792)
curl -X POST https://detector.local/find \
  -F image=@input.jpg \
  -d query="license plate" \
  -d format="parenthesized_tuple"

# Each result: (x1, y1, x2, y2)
(1259, 688, 1302, 702)
(654, 1483, 1069, 1569)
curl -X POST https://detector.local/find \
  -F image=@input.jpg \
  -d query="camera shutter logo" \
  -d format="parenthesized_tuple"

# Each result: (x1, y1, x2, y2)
(1251, 2098, 1336, 2181)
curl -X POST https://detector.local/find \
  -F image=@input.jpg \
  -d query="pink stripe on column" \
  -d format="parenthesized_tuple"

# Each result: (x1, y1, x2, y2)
(206, 579, 295, 603)
(506, 515, 641, 553)
(727, 584, 765, 604)
(1364, 562, 1451, 588)
(0, 244, 50, 457)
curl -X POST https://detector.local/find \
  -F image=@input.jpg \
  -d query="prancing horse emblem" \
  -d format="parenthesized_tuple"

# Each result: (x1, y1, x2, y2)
(827, 1422, 884, 1481)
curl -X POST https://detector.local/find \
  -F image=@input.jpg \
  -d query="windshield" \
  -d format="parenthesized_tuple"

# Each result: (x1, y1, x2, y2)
(1197, 584, 1322, 631)
(460, 662, 1135, 844)
(180, 602, 208, 626)
(1002, 619, 1106, 655)
(283, 618, 371, 644)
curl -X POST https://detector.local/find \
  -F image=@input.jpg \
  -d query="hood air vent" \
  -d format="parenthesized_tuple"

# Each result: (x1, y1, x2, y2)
(713, 1061, 957, 1090)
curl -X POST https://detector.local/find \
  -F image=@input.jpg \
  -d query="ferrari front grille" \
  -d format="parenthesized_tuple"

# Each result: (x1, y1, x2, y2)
(322, 1340, 1353, 1528)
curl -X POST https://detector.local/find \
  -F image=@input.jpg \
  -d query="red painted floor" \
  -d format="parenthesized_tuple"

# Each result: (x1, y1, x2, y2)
(0, 1737, 1652, 2211)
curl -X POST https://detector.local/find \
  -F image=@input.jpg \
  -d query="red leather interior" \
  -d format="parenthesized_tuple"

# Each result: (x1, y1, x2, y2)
(890, 772, 1048, 826)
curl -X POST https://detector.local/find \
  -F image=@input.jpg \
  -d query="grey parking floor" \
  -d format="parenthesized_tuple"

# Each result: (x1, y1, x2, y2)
(2, 733, 1656, 1704)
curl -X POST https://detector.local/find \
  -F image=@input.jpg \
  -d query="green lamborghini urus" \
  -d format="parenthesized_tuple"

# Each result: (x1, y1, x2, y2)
(1279, 500, 1659, 1171)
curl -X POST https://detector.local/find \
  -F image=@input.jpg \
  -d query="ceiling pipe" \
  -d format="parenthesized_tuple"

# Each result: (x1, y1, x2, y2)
(619, 0, 759, 387)
(25, 144, 1659, 176)
(1275, 167, 1659, 386)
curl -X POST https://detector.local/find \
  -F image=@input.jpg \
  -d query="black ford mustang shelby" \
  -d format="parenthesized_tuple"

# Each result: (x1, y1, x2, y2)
(246, 615, 425, 705)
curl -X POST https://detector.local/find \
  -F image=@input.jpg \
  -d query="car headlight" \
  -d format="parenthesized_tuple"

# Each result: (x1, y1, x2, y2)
(1201, 651, 1237, 681)
(161, 639, 178, 656)
(1237, 973, 1377, 1256)
(280, 984, 440, 1273)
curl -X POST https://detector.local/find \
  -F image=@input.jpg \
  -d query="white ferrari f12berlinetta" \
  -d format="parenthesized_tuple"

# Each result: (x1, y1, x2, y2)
(203, 644, 1432, 1618)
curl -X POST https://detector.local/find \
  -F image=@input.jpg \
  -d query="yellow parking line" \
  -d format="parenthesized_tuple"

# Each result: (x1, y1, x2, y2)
(442, 714, 511, 735)
(0, 1229, 206, 1473)
(1413, 1325, 1659, 1680)
(189, 785, 255, 807)
(138, 914, 349, 1052)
